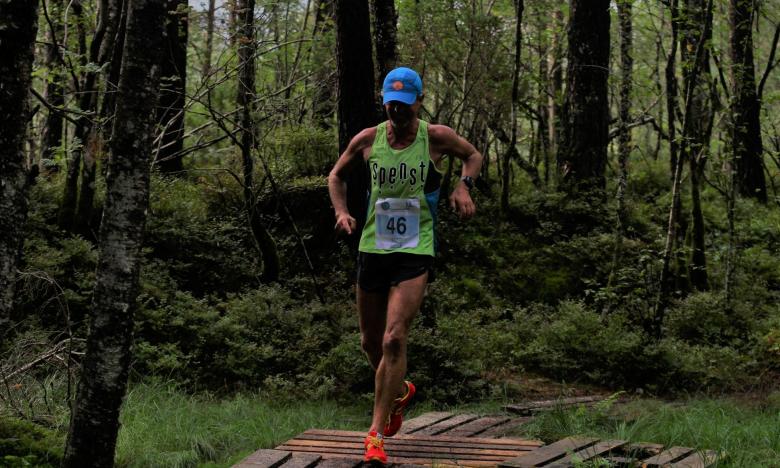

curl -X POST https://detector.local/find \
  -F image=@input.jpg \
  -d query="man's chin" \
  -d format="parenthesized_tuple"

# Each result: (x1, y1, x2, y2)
(390, 119, 411, 129)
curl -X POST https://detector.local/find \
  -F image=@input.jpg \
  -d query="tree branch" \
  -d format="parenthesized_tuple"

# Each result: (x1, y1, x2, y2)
(758, 21, 780, 101)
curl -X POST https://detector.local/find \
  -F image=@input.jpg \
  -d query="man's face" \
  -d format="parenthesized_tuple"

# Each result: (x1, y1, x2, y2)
(385, 99, 420, 130)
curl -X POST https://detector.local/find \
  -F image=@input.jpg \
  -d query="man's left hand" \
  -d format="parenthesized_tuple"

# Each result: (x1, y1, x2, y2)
(449, 184, 476, 220)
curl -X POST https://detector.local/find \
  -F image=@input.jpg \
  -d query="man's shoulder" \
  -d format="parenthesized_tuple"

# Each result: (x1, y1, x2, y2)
(350, 126, 380, 149)
(426, 123, 457, 143)
(356, 125, 380, 142)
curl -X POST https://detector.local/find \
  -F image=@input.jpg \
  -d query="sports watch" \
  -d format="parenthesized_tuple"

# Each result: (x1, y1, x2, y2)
(460, 175, 474, 190)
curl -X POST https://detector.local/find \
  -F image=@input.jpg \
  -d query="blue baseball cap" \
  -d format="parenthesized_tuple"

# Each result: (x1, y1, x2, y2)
(382, 67, 423, 105)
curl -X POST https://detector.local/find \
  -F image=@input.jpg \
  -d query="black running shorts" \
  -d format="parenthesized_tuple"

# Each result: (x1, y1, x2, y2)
(357, 252, 435, 293)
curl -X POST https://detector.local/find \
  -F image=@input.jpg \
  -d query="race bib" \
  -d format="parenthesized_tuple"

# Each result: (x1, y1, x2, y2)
(375, 197, 420, 249)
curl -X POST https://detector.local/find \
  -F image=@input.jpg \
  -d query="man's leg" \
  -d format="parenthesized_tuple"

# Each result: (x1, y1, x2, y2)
(357, 286, 388, 369)
(369, 272, 427, 433)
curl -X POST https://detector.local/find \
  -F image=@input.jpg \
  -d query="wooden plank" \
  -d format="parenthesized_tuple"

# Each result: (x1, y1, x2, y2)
(545, 440, 628, 467)
(641, 447, 695, 467)
(233, 449, 292, 468)
(669, 450, 721, 468)
(281, 453, 321, 468)
(504, 396, 607, 415)
(300, 429, 543, 448)
(276, 444, 517, 461)
(398, 412, 454, 434)
(498, 437, 599, 467)
(279, 439, 526, 457)
(290, 434, 538, 453)
(501, 438, 599, 467)
(412, 413, 481, 436)
(477, 417, 531, 438)
(315, 452, 500, 466)
(312, 457, 361, 468)
(442, 416, 512, 437)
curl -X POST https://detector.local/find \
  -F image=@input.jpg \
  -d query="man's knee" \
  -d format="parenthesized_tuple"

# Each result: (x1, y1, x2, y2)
(381, 331, 406, 360)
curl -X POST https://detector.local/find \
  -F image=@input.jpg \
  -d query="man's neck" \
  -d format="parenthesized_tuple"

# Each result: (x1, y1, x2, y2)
(388, 118, 419, 142)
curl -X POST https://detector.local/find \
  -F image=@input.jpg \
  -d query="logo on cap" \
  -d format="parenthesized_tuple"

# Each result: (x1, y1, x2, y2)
(392, 80, 404, 91)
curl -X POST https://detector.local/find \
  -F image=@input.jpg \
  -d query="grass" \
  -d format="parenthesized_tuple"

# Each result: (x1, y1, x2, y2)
(113, 383, 780, 467)
(115, 381, 369, 468)
(515, 396, 780, 467)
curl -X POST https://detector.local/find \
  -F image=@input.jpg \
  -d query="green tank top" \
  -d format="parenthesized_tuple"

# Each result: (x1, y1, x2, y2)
(359, 120, 444, 256)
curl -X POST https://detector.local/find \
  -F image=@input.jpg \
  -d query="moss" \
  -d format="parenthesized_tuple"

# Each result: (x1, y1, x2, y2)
(0, 417, 63, 467)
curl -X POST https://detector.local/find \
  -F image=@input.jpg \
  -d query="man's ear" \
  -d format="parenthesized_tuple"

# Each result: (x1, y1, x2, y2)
(417, 94, 425, 103)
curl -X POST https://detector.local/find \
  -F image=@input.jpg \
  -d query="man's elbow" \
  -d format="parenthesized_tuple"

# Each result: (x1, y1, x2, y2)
(328, 170, 343, 187)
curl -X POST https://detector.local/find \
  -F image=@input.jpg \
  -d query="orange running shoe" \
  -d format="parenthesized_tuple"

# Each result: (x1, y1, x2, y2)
(363, 431, 387, 465)
(383, 380, 416, 437)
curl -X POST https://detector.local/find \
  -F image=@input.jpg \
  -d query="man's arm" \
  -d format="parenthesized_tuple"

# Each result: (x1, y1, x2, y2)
(328, 128, 376, 235)
(429, 125, 484, 220)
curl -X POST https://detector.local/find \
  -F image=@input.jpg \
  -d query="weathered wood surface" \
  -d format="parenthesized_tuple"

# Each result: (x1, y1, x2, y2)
(235, 407, 724, 468)
(503, 395, 608, 415)
(498, 437, 599, 467)
(262, 429, 542, 467)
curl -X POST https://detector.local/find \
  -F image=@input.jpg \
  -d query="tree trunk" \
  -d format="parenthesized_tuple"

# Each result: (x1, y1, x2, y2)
(75, 0, 125, 236)
(547, 8, 563, 163)
(62, 1, 165, 465)
(311, 0, 335, 128)
(680, 0, 712, 291)
(502, 0, 524, 213)
(0, 0, 39, 338)
(203, 0, 216, 77)
(236, 0, 280, 283)
(610, 0, 634, 285)
(40, 0, 65, 165)
(371, 0, 398, 92)
(655, 0, 713, 336)
(61, 0, 113, 232)
(156, 0, 188, 174)
(730, 0, 766, 202)
(556, 0, 610, 196)
(335, 0, 378, 250)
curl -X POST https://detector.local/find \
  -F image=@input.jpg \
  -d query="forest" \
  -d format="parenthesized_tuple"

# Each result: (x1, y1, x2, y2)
(1, 0, 779, 466)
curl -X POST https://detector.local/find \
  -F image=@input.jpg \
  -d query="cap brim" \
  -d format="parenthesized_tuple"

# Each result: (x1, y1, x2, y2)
(383, 91, 417, 105)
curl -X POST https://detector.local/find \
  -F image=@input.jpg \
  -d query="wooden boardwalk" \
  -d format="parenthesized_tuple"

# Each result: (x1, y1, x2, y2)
(235, 404, 724, 468)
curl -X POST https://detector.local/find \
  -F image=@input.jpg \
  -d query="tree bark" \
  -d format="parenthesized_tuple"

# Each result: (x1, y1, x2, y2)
(60, 0, 113, 232)
(547, 8, 563, 164)
(156, 0, 188, 174)
(502, 0, 524, 213)
(62, 1, 166, 465)
(655, 0, 713, 336)
(371, 0, 398, 92)
(610, 0, 633, 286)
(556, 0, 610, 196)
(680, 0, 712, 290)
(40, 0, 65, 165)
(75, 0, 125, 236)
(236, 0, 280, 283)
(203, 0, 216, 77)
(0, 0, 39, 339)
(311, 0, 335, 128)
(730, 0, 766, 202)
(335, 0, 378, 249)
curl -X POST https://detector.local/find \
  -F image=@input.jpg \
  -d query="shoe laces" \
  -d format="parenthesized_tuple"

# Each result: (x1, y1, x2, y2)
(366, 434, 384, 449)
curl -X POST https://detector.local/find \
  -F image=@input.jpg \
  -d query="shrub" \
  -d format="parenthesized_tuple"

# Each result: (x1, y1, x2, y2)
(0, 417, 63, 468)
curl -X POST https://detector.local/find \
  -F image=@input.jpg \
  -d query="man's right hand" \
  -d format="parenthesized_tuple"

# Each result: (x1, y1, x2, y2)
(334, 212, 357, 235)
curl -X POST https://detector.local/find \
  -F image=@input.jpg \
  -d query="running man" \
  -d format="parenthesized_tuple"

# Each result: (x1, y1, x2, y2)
(328, 67, 483, 465)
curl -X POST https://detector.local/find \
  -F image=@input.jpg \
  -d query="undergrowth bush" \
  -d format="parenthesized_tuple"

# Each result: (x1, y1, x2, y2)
(0, 417, 63, 467)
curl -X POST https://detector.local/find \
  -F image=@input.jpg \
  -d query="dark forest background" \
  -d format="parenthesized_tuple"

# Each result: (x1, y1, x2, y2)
(1, 0, 779, 466)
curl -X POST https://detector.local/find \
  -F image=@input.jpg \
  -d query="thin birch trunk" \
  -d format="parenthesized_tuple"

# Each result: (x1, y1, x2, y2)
(62, 0, 166, 465)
